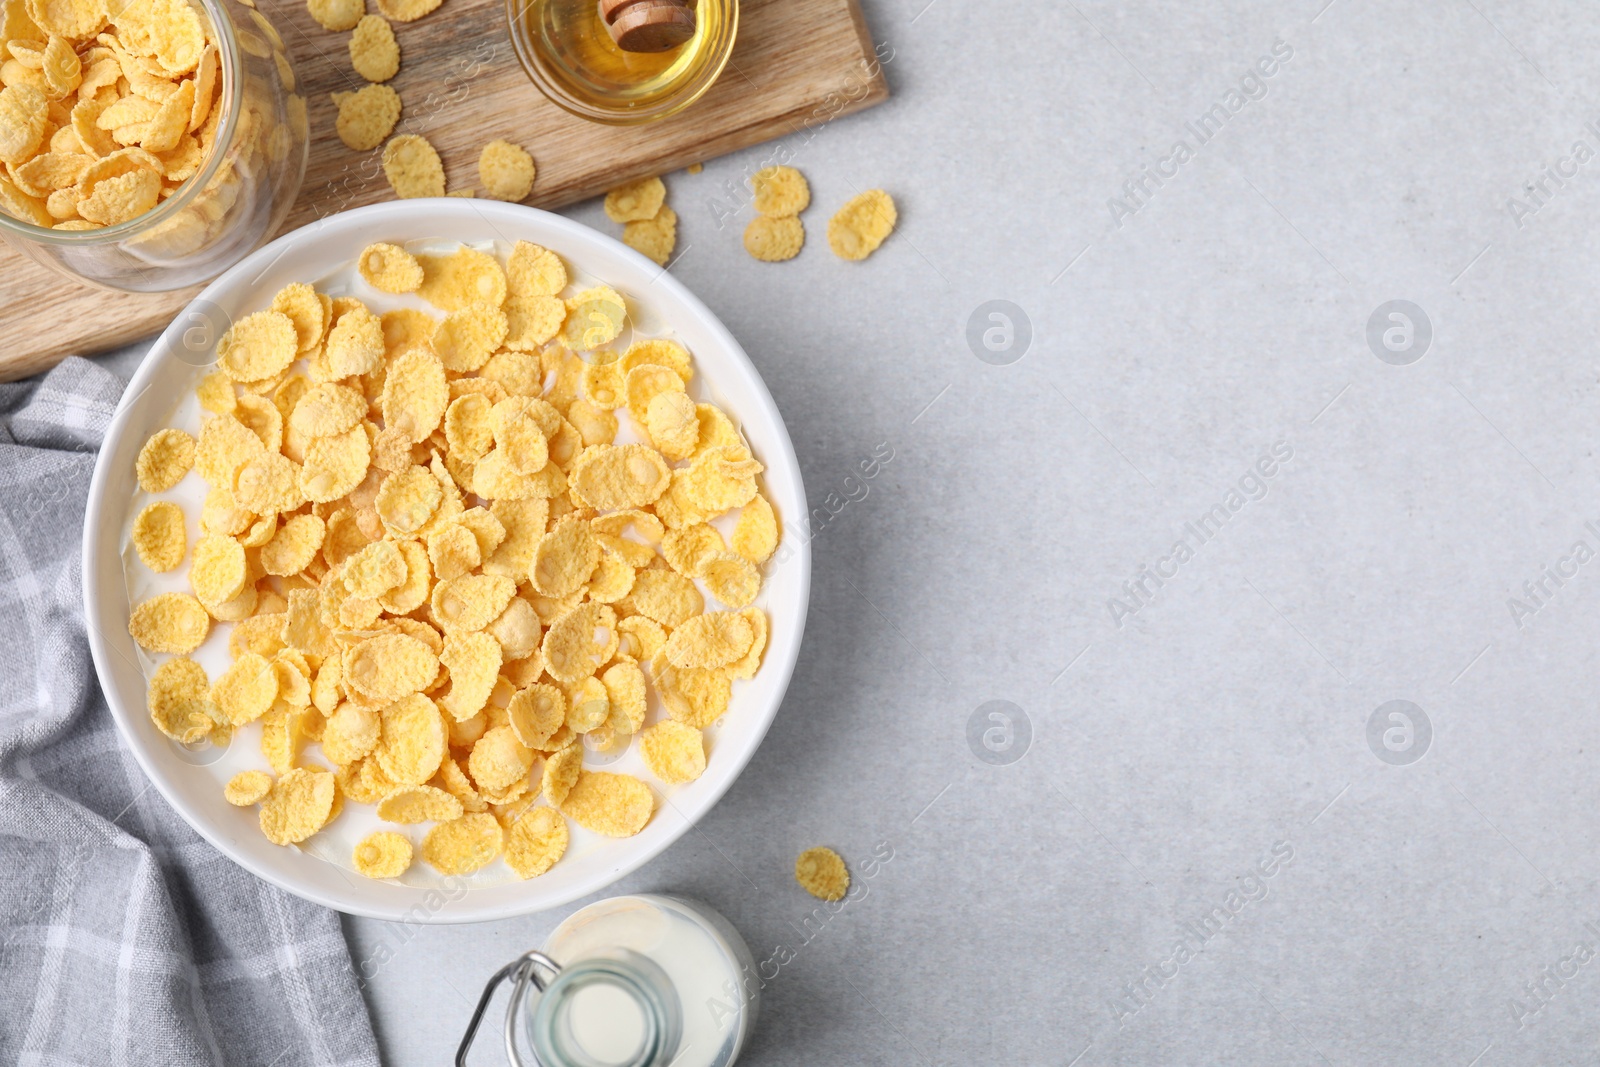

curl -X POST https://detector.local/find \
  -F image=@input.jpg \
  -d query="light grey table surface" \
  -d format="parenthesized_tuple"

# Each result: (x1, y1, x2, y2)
(95, 0, 1600, 1062)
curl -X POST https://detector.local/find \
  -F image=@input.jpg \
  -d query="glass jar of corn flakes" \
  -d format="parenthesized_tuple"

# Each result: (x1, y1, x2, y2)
(0, 0, 306, 292)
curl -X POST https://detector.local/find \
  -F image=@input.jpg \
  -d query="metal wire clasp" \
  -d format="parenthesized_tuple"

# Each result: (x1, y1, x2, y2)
(455, 949, 562, 1067)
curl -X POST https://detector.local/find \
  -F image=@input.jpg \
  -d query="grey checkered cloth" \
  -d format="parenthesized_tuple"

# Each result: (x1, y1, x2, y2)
(0, 357, 380, 1067)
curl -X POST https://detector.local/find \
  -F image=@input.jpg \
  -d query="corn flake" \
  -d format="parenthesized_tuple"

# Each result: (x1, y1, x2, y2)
(828, 189, 896, 261)
(559, 771, 652, 837)
(478, 138, 533, 201)
(333, 82, 399, 151)
(212, 651, 278, 725)
(147, 656, 215, 741)
(132, 500, 186, 572)
(751, 165, 809, 217)
(664, 610, 753, 669)
(743, 215, 803, 263)
(438, 630, 501, 721)
(623, 204, 675, 266)
(504, 806, 566, 879)
(795, 846, 849, 901)
(344, 632, 438, 702)
(416, 247, 505, 312)
(603, 175, 663, 223)
(382, 132, 443, 199)
(375, 692, 446, 785)
(638, 720, 705, 785)
(353, 830, 413, 878)
(259, 766, 336, 845)
(224, 770, 273, 805)
(349, 13, 398, 81)
(322, 700, 380, 764)
(540, 740, 581, 805)
(376, 783, 462, 823)
(360, 241, 422, 293)
(217, 310, 297, 383)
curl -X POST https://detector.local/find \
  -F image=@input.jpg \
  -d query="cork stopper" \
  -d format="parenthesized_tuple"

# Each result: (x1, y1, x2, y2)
(599, 0, 697, 53)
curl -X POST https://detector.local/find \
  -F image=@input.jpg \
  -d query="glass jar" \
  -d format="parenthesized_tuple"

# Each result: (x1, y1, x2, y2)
(0, 0, 307, 292)
(459, 895, 759, 1067)
(505, 0, 737, 125)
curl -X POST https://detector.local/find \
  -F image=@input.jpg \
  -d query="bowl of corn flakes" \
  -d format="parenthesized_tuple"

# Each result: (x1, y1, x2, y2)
(83, 198, 809, 921)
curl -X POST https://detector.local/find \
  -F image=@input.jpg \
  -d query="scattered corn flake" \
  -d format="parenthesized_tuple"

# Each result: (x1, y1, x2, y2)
(224, 770, 273, 806)
(503, 294, 565, 351)
(217, 310, 297, 382)
(504, 806, 567, 879)
(653, 652, 729, 728)
(301, 424, 371, 502)
(343, 632, 439, 702)
(701, 550, 761, 608)
(326, 303, 384, 377)
(382, 132, 443, 199)
(541, 601, 617, 685)
(322, 700, 380, 764)
(233, 452, 304, 514)
(432, 303, 508, 372)
(559, 771, 652, 837)
(147, 656, 214, 741)
(212, 651, 278, 725)
(307, 0, 363, 30)
(600, 658, 645, 734)
(376, 783, 463, 823)
(603, 175, 664, 223)
(743, 215, 803, 263)
(664, 610, 754, 669)
(431, 572, 514, 633)
(191, 531, 247, 606)
(259, 766, 336, 845)
(540, 740, 581, 805)
(132, 500, 186, 572)
(506, 239, 565, 297)
(725, 607, 767, 680)
(486, 595, 540, 660)
(416, 246, 505, 311)
(638, 719, 705, 785)
(349, 13, 397, 81)
(469, 724, 533, 794)
(333, 82, 399, 151)
(616, 615, 666, 661)
(660, 523, 722, 578)
(378, 538, 432, 615)
(353, 830, 412, 878)
(623, 204, 675, 266)
(750, 165, 809, 217)
(374, 0, 439, 22)
(507, 682, 564, 749)
(438, 630, 502, 721)
(530, 516, 599, 598)
(569, 443, 670, 511)
(565, 675, 608, 733)
(643, 389, 697, 461)
(827, 189, 896, 261)
(360, 241, 422, 293)
(561, 286, 626, 350)
(380, 346, 447, 442)
(421, 811, 502, 874)
(269, 282, 326, 352)
(732, 492, 778, 563)
(625, 568, 702, 627)
(136, 428, 195, 495)
(375, 692, 446, 785)
(478, 138, 533, 201)
(795, 846, 849, 901)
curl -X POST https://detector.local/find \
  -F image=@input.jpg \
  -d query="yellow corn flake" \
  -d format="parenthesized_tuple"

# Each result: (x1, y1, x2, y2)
(540, 739, 581, 804)
(622, 362, 684, 427)
(438, 630, 501, 721)
(701, 550, 761, 609)
(477, 138, 533, 201)
(190, 531, 246, 605)
(416, 246, 506, 311)
(195, 414, 264, 488)
(380, 346, 447, 442)
(638, 719, 705, 785)
(349, 13, 398, 81)
(216, 310, 297, 382)
(603, 175, 663, 223)
(506, 239, 565, 297)
(664, 610, 754, 670)
(751, 165, 809, 217)
(584, 555, 634, 604)
(504, 805, 566, 879)
(131, 500, 186, 572)
(289, 382, 363, 438)
(485, 595, 541, 660)
(561, 286, 626, 350)
(374, 692, 446, 785)
(683, 444, 762, 514)
(259, 766, 336, 845)
(377, 538, 431, 615)
(642, 389, 697, 461)
(420, 811, 501, 874)
(503, 293, 565, 351)
(372, 0, 438, 20)
(343, 632, 439, 702)
(0, 83, 47, 164)
(725, 607, 766, 680)
(660, 523, 722, 578)
(564, 675, 608, 733)
(616, 615, 666, 661)
(307, 0, 362, 30)
(653, 652, 729, 728)
(300, 424, 371, 502)
(531, 516, 599, 598)
(233, 452, 304, 514)
(432, 303, 507, 372)
(126, 588, 209, 655)
(372, 465, 439, 537)
(212, 651, 278, 725)
(468, 724, 533, 794)
(827, 189, 896, 261)
(224, 770, 273, 806)
(325, 302, 383, 377)
(507, 682, 564, 749)
(568, 443, 670, 511)
(353, 830, 412, 878)
(140, 79, 192, 153)
(541, 601, 617, 684)
(318, 700, 377, 765)
(268, 282, 326, 352)
(75, 161, 157, 222)
(731, 492, 778, 563)
(795, 846, 849, 901)
(430, 572, 514, 633)
(599, 658, 645, 734)
(624, 568, 701, 627)
(16, 150, 89, 193)
(376, 783, 462, 824)
(256, 514, 321, 577)
(381, 132, 443, 199)
(233, 394, 283, 452)
(147, 656, 214, 741)
(558, 771, 652, 838)
(743, 215, 803, 263)
(332, 82, 399, 151)
(356, 242, 420, 295)
(623, 204, 675, 266)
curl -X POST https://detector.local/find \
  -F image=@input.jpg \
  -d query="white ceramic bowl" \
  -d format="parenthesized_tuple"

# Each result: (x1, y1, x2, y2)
(83, 201, 810, 922)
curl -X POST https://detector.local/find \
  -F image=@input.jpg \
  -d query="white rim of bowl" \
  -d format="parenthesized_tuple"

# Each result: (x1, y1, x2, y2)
(82, 200, 811, 922)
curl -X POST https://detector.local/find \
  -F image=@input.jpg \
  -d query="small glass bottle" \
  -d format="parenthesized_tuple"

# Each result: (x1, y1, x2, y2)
(458, 894, 758, 1067)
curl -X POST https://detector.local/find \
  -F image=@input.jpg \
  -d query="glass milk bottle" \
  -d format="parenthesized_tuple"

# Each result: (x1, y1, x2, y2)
(458, 895, 758, 1067)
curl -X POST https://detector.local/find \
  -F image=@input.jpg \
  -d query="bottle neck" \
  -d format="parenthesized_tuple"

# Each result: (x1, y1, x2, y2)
(526, 951, 683, 1067)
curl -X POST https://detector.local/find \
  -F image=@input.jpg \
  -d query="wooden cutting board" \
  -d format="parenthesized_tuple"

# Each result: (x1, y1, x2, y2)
(0, 0, 887, 381)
